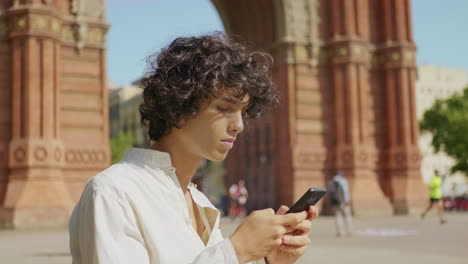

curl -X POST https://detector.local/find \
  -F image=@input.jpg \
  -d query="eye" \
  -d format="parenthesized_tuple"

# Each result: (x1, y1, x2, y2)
(217, 106, 230, 113)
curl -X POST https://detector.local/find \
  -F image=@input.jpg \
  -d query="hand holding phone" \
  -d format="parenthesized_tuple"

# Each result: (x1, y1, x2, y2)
(287, 188, 327, 214)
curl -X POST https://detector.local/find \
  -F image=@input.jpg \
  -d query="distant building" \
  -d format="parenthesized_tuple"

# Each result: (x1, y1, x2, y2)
(415, 65, 468, 195)
(109, 85, 146, 147)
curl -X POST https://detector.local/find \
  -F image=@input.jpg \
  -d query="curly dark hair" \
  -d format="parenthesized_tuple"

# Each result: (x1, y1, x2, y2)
(139, 33, 279, 141)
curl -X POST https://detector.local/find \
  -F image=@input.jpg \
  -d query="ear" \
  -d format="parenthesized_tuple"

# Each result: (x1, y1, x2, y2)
(176, 111, 198, 128)
(177, 118, 186, 127)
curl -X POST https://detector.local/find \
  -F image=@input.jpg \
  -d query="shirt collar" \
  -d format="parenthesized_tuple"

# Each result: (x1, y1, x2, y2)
(123, 148, 174, 171)
(123, 148, 197, 190)
(124, 148, 219, 222)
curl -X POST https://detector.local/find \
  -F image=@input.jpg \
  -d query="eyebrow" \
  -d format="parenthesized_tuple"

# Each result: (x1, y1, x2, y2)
(220, 97, 239, 104)
(220, 97, 249, 105)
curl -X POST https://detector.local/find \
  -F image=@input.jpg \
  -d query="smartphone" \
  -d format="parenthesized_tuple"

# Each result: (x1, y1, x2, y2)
(287, 188, 327, 213)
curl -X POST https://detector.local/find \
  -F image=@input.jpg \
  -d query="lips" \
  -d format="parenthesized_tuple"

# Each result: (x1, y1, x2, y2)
(220, 138, 235, 149)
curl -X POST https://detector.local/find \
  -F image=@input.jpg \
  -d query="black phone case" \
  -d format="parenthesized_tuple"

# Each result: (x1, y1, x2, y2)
(287, 188, 327, 213)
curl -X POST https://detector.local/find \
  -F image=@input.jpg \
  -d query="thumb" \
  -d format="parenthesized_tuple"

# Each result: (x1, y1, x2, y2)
(276, 205, 289, 215)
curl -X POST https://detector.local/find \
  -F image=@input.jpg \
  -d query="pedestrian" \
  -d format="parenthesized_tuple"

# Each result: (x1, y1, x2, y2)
(421, 169, 447, 224)
(327, 170, 353, 237)
(69, 33, 319, 264)
(229, 179, 248, 219)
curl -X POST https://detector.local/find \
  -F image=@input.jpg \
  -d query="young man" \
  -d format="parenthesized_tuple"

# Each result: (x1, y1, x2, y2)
(69, 34, 318, 264)
(421, 170, 447, 224)
(327, 170, 353, 237)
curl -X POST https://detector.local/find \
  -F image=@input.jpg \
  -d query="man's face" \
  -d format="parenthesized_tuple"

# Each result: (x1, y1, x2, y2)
(174, 92, 249, 161)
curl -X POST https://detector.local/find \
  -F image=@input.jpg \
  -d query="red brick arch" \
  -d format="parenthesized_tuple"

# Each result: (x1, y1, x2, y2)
(0, 0, 427, 228)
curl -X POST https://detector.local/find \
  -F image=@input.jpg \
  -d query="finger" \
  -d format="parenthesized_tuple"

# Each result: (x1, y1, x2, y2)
(277, 211, 307, 226)
(257, 208, 275, 216)
(282, 234, 311, 247)
(291, 219, 312, 233)
(307, 206, 319, 220)
(276, 205, 289, 215)
(284, 226, 296, 234)
(279, 244, 308, 255)
(272, 226, 289, 239)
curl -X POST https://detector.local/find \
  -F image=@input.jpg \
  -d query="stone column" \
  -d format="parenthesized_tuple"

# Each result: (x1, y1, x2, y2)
(0, 5, 10, 211)
(215, 0, 330, 209)
(0, 0, 110, 228)
(270, 0, 330, 207)
(376, 0, 426, 214)
(0, 2, 71, 228)
(324, 0, 392, 214)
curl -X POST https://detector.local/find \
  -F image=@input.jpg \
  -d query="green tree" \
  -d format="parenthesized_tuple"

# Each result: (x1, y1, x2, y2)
(420, 87, 468, 176)
(110, 132, 135, 164)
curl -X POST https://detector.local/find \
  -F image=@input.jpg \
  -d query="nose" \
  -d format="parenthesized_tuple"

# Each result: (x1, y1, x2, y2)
(229, 111, 244, 134)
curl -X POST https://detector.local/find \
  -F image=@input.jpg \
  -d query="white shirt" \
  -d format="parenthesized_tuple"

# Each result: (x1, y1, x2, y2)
(69, 148, 242, 264)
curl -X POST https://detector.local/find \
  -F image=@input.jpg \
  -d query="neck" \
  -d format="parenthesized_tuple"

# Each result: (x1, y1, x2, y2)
(150, 138, 203, 194)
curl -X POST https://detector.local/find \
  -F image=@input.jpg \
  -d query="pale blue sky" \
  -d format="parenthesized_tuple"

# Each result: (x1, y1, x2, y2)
(107, 0, 468, 87)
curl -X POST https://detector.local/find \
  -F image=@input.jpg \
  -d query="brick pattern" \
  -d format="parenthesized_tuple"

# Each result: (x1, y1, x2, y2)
(375, 0, 425, 214)
(222, 0, 424, 215)
(0, 1, 109, 228)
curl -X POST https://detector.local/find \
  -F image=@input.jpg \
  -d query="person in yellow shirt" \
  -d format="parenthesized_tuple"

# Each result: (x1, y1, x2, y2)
(421, 170, 447, 224)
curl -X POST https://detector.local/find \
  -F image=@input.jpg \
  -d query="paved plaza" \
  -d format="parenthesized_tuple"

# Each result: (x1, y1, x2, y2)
(0, 212, 466, 264)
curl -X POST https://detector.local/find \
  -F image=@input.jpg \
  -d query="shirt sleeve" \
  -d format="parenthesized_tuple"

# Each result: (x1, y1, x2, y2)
(191, 237, 265, 264)
(71, 185, 255, 264)
(190, 237, 240, 264)
(70, 186, 150, 264)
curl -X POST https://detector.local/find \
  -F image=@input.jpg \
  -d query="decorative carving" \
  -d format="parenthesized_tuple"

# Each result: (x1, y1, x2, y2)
(62, 25, 74, 42)
(34, 146, 47, 161)
(65, 151, 76, 162)
(279, 0, 320, 64)
(71, 21, 87, 52)
(68, 0, 106, 52)
(71, 0, 106, 19)
(96, 151, 105, 162)
(378, 46, 417, 66)
(404, 50, 416, 64)
(54, 148, 62, 162)
(294, 147, 328, 170)
(86, 28, 104, 44)
(336, 47, 348, 56)
(31, 16, 48, 31)
(90, 151, 97, 161)
(342, 151, 353, 163)
(51, 19, 61, 34)
(352, 45, 362, 56)
(358, 152, 368, 162)
(17, 17, 26, 29)
(298, 152, 326, 164)
(65, 149, 107, 164)
(410, 153, 420, 162)
(7, 140, 65, 167)
(390, 52, 400, 61)
(14, 147, 26, 162)
(82, 151, 90, 162)
(394, 153, 405, 163)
